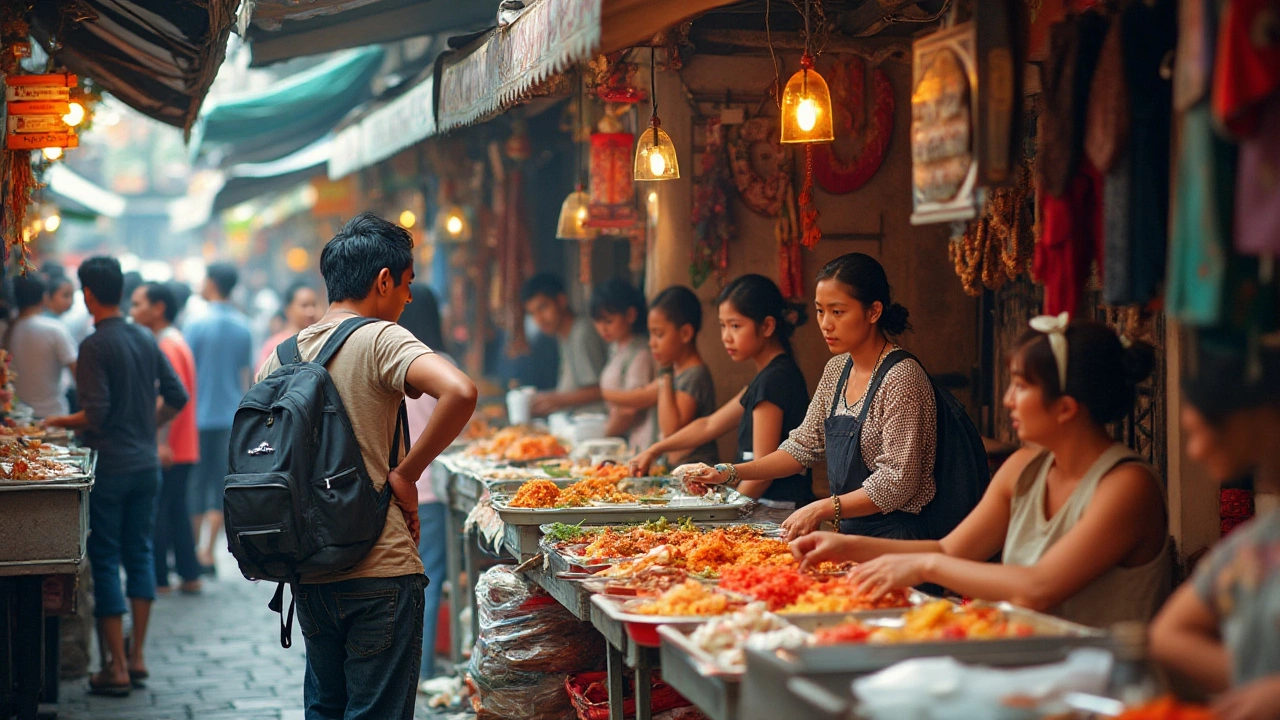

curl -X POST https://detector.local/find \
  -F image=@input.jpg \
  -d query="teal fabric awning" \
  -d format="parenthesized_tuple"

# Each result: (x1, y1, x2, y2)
(191, 46, 385, 166)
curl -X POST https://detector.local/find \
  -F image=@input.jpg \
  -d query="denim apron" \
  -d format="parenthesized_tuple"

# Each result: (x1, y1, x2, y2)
(824, 351, 927, 539)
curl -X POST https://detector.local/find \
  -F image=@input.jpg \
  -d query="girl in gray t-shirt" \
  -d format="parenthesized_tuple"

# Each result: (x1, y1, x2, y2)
(601, 286, 717, 466)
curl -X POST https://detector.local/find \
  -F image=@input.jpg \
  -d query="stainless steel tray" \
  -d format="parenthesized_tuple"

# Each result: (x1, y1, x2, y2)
(765, 602, 1109, 676)
(0, 449, 96, 485)
(540, 521, 785, 568)
(493, 491, 750, 526)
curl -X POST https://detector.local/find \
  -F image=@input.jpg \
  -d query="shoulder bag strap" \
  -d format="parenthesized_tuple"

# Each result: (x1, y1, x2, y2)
(829, 356, 855, 416)
(312, 317, 379, 367)
(855, 350, 912, 424)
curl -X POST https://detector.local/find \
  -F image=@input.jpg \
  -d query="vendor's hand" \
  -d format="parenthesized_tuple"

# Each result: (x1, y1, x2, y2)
(629, 449, 658, 477)
(848, 553, 934, 599)
(1215, 676, 1280, 720)
(780, 499, 832, 541)
(42, 416, 68, 429)
(387, 468, 421, 545)
(671, 463, 726, 494)
(529, 392, 558, 418)
(791, 531, 859, 571)
(158, 445, 174, 470)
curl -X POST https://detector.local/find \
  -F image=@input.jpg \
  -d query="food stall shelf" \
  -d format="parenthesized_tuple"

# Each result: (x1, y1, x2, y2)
(0, 477, 93, 575)
(526, 552, 592, 620)
(589, 594, 662, 720)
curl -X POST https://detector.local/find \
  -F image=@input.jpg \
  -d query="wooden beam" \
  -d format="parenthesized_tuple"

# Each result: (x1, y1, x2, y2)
(691, 29, 912, 64)
(1165, 319, 1221, 566)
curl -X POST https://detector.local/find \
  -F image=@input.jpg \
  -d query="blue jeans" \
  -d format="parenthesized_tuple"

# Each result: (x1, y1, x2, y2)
(153, 463, 202, 585)
(88, 467, 162, 617)
(418, 503, 447, 680)
(296, 574, 426, 720)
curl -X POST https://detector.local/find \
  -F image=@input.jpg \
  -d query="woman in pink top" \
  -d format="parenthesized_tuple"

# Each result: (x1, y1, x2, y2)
(257, 282, 320, 369)
(398, 284, 454, 686)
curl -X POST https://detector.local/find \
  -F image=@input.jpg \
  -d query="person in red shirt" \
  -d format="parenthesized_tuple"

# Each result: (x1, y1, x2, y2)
(131, 282, 203, 594)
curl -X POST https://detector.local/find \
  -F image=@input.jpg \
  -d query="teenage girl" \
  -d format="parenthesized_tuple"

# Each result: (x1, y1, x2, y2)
(603, 286, 717, 465)
(630, 274, 813, 523)
(590, 279, 656, 450)
(792, 318, 1172, 629)
(678, 254, 940, 541)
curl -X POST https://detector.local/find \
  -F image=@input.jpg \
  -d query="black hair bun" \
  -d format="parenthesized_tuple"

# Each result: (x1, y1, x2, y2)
(1122, 340, 1157, 388)
(881, 303, 912, 336)
(784, 301, 809, 329)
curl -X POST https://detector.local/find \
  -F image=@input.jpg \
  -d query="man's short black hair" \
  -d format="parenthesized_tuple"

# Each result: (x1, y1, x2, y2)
(12, 274, 46, 311)
(520, 273, 566, 304)
(78, 256, 124, 307)
(140, 282, 179, 324)
(166, 281, 192, 318)
(320, 212, 414, 303)
(205, 262, 239, 298)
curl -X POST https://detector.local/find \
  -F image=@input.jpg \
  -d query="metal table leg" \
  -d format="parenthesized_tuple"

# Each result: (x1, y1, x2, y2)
(607, 640, 626, 720)
(42, 615, 59, 704)
(13, 576, 43, 720)
(635, 646, 652, 720)
(462, 527, 481, 648)
(0, 579, 12, 720)
(442, 500, 465, 665)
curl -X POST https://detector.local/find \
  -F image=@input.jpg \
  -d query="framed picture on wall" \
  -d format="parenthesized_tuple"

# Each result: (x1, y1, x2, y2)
(910, 23, 980, 225)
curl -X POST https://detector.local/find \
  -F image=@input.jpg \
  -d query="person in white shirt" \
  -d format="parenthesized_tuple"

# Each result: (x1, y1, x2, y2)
(6, 274, 77, 418)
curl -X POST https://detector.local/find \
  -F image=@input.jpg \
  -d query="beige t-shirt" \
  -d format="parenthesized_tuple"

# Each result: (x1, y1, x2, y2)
(257, 318, 429, 583)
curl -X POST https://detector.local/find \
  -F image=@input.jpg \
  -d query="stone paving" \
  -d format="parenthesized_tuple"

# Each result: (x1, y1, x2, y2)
(53, 551, 474, 720)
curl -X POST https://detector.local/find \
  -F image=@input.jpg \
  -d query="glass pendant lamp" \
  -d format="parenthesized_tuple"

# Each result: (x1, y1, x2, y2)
(634, 47, 679, 181)
(779, 0, 835, 144)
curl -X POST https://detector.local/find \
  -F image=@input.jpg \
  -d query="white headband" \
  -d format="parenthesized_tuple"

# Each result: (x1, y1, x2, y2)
(1029, 312, 1070, 391)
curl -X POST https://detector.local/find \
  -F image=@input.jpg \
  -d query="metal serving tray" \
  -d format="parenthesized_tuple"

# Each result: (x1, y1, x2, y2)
(540, 521, 785, 568)
(658, 625, 743, 720)
(738, 604, 1111, 720)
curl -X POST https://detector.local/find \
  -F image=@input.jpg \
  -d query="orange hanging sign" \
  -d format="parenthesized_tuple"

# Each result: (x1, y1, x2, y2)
(5, 132, 78, 150)
(3, 73, 77, 87)
(6, 100, 70, 115)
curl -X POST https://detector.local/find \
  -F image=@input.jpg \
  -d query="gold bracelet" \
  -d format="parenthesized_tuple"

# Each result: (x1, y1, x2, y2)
(831, 494, 842, 528)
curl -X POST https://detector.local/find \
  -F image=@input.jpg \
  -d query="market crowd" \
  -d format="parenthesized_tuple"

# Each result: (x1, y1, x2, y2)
(2, 209, 1277, 720)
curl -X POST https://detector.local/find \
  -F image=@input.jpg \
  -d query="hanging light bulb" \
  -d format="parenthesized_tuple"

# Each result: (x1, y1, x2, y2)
(399, 209, 417, 228)
(556, 185, 594, 240)
(634, 47, 679, 181)
(42, 147, 63, 161)
(434, 203, 470, 242)
(780, 54, 834, 143)
(62, 101, 86, 127)
(44, 213, 62, 232)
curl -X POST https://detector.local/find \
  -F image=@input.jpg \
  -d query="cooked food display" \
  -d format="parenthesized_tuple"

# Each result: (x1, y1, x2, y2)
(575, 522, 792, 574)
(716, 565, 909, 613)
(809, 600, 1036, 644)
(630, 580, 744, 617)
(466, 427, 567, 461)
(686, 603, 808, 671)
(0, 455, 82, 481)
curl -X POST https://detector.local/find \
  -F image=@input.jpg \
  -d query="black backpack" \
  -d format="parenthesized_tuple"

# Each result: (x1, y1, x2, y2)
(224, 317, 407, 647)
(881, 351, 992, 540)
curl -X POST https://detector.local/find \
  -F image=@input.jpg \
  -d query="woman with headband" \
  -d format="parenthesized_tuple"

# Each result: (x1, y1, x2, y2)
(792, 316, 1173, 628)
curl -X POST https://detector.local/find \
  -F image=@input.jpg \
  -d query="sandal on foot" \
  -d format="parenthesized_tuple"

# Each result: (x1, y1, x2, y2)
(128, 669, 149, 688)
(88, 675, 131, 697)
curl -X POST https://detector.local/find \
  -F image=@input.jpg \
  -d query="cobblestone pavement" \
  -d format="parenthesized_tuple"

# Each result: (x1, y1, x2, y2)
(54, 551, 474, 720)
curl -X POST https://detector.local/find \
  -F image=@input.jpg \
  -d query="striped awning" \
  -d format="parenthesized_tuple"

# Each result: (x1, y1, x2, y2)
(434, 0, 738, 133)
(328, 70, 436, 180)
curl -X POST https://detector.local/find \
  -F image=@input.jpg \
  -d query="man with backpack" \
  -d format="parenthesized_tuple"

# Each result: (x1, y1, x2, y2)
(238, 212, 476, 720)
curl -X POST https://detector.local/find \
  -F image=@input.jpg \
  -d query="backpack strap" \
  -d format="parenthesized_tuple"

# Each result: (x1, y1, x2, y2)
(390, 400, 410, 468)
(268, 581, 297, 649)
(276, 335, 302, 366)
(854, 349, 913, 424)
(312, 316, 379, 367)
